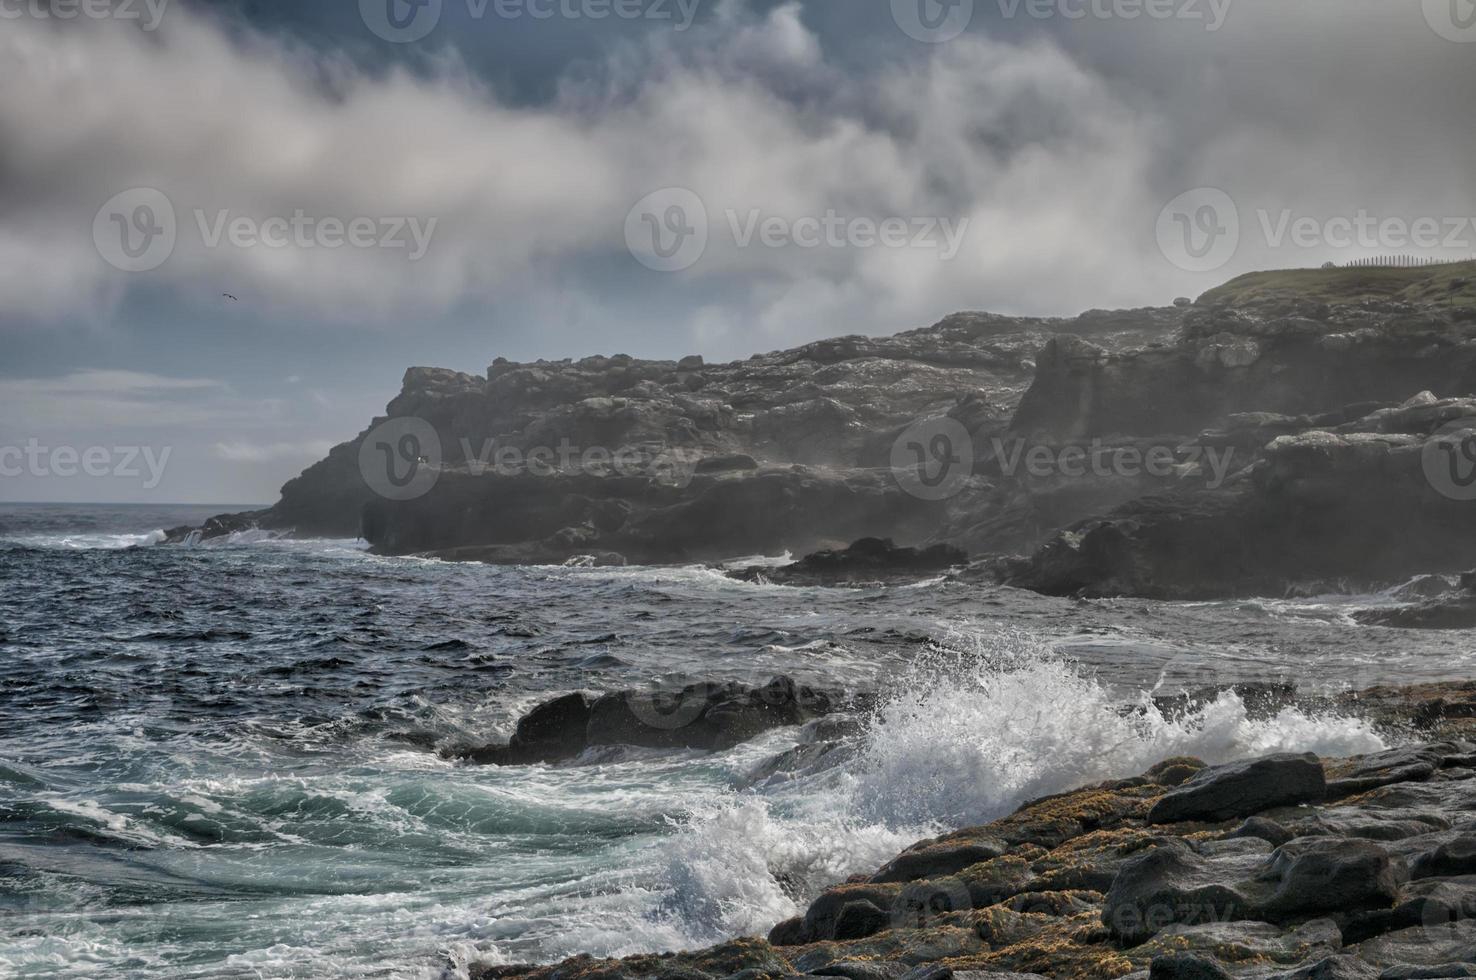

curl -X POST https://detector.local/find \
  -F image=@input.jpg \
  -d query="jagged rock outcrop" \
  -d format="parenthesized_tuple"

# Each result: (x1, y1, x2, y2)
(728, 537, 969, 587)
(444, 675, 843, 765)
(167, 310, 1178, 560)
(1011, 299, 1476, 444)
(172, 273, 1476, 595)
(997, 393, 1476, 598)
(469, 682, 1476, 980)
(466, 681, 1476, 980)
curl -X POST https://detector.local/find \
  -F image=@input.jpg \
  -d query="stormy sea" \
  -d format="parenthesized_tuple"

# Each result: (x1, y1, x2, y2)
(1, 502, 1471, 978)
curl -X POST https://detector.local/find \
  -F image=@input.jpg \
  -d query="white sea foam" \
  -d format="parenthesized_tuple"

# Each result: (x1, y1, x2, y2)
(576, 624, 1388, 962)
(843, 628, 1385, 828)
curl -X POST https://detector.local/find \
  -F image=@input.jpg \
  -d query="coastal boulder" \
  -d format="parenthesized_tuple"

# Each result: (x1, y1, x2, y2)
(1258, 838, 1400, 921)
(1103, 838, 1268, 944)
(1149, 753, 1326, 824)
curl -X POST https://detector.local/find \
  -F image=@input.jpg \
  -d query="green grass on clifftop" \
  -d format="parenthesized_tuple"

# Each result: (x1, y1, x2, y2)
(1199, 260, 1476, 309)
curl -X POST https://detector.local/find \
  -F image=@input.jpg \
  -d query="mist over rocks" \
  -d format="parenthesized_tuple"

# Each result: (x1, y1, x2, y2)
(169, 307, 1175, 561)
(172, 263, 1476, 599)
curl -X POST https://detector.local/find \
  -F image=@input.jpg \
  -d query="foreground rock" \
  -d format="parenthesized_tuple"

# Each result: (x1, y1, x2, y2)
(469, 683, 1476, 980)
(728, 538, 969, 587)
(446, 675, 842, 765)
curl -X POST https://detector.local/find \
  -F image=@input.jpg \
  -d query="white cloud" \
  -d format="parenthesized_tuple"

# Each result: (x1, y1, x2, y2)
(0, 0, 1471, 343)
(0, 370, 273, 428)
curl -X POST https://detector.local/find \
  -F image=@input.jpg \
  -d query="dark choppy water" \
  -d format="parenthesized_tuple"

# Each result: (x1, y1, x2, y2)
(1, 503, 1472, 978)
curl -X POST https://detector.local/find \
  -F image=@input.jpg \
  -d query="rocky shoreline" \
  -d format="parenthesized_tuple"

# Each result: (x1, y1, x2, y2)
(168, 263, 1476, 603)
(466, 681, 1476, 980)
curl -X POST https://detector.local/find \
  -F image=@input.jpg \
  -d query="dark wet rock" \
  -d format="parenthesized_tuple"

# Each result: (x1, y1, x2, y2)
(833, 901, 892, 941)
(474, 729, 1476, 980)
(1148, 753, 1326, 824)
(1342, 875, 1476, 943)
(1268, 956, 1381, 980)
(1132, 919, 1343, 971)
(767, 917, 809, 947)
(1411, 837, 1476, 880)
(895, 968, 1046, 980)
(806, 961, 911, 980)
(585, 676, 836, 751)
(1324, 745, 1444, 797)
(508, 692, 591, 760)
(729, 538, 968, 587)
(1148, 953, 1234, 980)
(872, 838, 1009, 884)
(1258, 838, 1400, 921)
(1225, 816, 1296, 848)
(1353, 919, 1476, 973)
(1103, 837, 1271, 944)
(453, 676, 839, 764)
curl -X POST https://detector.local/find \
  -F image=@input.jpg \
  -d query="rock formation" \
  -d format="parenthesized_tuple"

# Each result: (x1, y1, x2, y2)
(466, 681, 1476, 980)
(172, 263, 1476, 599)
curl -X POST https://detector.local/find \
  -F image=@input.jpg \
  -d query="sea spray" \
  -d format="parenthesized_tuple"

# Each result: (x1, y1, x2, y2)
(844, 625, 1385, 828)
(638, 624, 1387, 956)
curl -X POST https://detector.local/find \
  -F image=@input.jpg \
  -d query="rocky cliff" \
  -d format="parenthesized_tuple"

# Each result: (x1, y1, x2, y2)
(177, 263, 1476, 596)
(174, 308, 1177, 562)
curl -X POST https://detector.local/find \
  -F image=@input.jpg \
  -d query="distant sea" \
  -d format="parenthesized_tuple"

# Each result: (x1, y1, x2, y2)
(2, 503, 1471, 978)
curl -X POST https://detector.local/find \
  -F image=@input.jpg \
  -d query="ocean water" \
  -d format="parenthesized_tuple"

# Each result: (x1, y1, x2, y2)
(1, 503, 1473, 979)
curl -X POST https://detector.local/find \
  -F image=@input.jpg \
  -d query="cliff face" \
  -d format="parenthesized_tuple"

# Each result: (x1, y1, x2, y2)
(179, 265, 1476, 593)
(189, 309, 1177, 561)
(1011, 299, 1476, 443)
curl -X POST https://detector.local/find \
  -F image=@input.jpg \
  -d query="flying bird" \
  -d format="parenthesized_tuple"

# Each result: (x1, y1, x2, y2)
(222, 293, 238, 302)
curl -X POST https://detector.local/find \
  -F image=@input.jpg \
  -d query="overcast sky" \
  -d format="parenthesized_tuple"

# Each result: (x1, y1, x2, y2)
(2, 0, 1473, 503)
